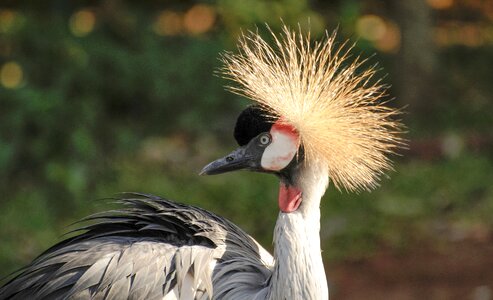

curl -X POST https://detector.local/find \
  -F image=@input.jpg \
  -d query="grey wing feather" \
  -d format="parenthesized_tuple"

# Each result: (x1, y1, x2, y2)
(0, 193, 273, 300)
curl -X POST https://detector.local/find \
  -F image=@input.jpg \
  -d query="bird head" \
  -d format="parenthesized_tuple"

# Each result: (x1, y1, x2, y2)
(201, 105, 301, 177)
(201, 25, 404, 213)
(201, 105, 305, 213)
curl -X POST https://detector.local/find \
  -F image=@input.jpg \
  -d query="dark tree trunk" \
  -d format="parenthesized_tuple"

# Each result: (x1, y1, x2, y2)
(391, 0, 437, 116)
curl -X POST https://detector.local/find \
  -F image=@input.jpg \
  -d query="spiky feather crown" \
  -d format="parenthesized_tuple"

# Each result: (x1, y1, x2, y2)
(221, 26, 403, 192)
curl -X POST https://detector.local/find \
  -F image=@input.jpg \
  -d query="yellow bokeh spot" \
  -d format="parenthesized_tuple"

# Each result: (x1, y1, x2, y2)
(183, 4, 216, 35)
(356, 15, 386, 42)
(0, 9, 16, 33)
(1, 61, 23, 89)
(69, 9, 96, 37)
(375, 21, 401, 53)
(426, 0, 454, 10)
(356, 15, 401, 53)
(154, 11, 183, 36)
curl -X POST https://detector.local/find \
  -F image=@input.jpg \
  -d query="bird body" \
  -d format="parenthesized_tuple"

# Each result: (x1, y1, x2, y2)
(0, 194, 274, 299)
(0, 25, 402, 299)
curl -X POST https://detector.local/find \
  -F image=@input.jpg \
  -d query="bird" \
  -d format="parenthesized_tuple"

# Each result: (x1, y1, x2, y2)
(0, 25, 402, 299)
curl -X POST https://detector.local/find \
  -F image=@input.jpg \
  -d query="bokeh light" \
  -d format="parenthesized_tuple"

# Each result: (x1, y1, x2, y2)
(0, 61, 23, 89)
(69, 9, 96, 37)
(153, 10, 183, 36)
(375, 21, 401, 53)
(356, 15, 386, 42)
(356, 15, 401, 53)
(426, 0, 454, 10)
(434, 22, 490, 47)
(183, 4, 216, 35)
(0, 9, 16, 33)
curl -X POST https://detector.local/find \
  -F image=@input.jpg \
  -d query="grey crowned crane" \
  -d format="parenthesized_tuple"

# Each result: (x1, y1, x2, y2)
(0, 26, 402, 299)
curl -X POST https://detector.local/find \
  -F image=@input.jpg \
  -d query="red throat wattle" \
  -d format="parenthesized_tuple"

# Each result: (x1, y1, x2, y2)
(278, 183, 302, 213)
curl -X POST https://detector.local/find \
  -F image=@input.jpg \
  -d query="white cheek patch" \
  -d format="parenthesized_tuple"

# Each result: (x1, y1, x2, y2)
(261, 123, 300, 171)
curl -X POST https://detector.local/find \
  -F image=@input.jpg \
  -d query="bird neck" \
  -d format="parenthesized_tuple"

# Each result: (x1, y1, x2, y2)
(269, 162, 329, 299)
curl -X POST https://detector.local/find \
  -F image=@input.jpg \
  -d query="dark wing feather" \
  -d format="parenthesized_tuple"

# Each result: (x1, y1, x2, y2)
(0, 193, 269, 300)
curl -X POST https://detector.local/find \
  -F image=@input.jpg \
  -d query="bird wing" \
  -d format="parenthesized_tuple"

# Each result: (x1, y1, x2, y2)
(0, 193, 273, 300)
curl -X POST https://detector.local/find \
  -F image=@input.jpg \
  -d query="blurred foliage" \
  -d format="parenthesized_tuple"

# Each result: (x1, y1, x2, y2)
(0, 0, 493, 280)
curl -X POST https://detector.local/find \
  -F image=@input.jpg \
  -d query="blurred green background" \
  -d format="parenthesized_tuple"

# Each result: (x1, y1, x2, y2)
(1, 0, 492, 299)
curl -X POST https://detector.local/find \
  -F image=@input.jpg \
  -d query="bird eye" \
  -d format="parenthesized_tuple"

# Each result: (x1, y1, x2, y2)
(259, 134, 272, 146)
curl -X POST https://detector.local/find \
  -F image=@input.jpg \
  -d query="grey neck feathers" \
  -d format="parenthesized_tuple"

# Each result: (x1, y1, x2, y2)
(268, 162, 329, 299)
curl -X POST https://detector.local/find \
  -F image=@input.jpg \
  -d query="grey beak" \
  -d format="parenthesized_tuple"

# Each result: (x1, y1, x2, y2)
(200, 146, 256, 175)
